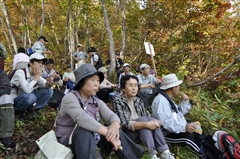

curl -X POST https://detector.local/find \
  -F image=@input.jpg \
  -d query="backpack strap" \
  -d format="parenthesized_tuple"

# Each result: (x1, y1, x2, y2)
(8, 68, 27, 81)
(159, 90, 178, 113)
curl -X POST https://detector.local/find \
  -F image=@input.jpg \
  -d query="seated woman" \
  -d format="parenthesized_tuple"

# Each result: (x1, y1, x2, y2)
(55, 64, 144, 159)
(96, 67, 117, 102)
(113, 75, 175, 159)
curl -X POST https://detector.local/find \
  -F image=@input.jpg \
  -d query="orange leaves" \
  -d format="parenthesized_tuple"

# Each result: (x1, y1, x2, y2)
(215, 2, 231, 18)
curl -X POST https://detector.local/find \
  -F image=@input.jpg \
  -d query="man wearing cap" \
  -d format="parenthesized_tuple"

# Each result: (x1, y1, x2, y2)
(87, 47, 103, 70)
(10, 54, 53, 116)
(106, 52, 124, 71)
(72, 44, 88, 68)
(137, 63, 161, 104)
(117, 63, 135, 90)
(151, 74, 206, 157)
(32, 36, 52, 57)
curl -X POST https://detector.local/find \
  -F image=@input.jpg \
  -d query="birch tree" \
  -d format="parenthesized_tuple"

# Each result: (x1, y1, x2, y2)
(40, 0, 45, 35)
(64, 0, 71, 63)
(121, 0, 127, 57)
(100, 0, 116, 75)
(0, 0, 17, 54)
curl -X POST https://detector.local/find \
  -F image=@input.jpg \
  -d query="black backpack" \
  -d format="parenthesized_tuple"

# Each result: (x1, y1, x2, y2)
(0, 70, 11, 96)
(92, 53, 103, 70)
(203, 135, 223, 159)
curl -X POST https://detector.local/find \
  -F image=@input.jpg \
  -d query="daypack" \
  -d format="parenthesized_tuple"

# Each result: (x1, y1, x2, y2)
(0, 56, 4, 70)
(216, 131, 240, 159)
(48, 85, 64, 108)
(8, 68, 27, 81)
(92, 52, 103, 70)
(202, 135, 223, 159)
(27, 47, 34, 56)
(0, 70, 11, 96)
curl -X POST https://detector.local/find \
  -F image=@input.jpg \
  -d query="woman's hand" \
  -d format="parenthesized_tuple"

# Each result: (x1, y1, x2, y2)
(110, 138, 121, 151)
(105, 121, 120, 142)
(147, 120, 160, 130)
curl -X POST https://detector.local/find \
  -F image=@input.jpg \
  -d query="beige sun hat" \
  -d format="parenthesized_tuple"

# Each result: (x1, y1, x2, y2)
(160, 74, 183, 90)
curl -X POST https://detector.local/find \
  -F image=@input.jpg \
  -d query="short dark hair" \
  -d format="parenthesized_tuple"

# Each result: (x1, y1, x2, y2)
(30, 58, 46, 64)
(120, 75, 139, 90)
(18, 47, 25, 53)
(46, 58, 54, 65)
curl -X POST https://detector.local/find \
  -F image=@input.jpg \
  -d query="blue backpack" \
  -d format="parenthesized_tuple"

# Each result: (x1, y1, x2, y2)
(27, 47, 34, 56)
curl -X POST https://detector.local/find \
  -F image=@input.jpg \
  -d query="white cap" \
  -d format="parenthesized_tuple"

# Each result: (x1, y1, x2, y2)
(123, 63, 130, 68)
(29, 53, 46, 61)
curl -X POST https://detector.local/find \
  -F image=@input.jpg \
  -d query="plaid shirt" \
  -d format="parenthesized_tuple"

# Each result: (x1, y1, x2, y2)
(113, 94, 150, 130)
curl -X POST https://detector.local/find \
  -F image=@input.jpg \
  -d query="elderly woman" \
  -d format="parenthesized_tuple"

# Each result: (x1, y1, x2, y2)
(113, 75, 175, 159)
(55, 64, 144, 159)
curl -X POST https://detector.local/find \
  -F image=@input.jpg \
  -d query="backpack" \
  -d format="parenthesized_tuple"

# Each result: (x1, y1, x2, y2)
(8, 68, 27, 81)
(27, 47, 34, 56)
(48, 85, 64, 108)
(202, 135, 223, 159)
(92, 52, 103, 70)
(0, 56, 4, 70)
(0, 70, 11, 96)
(215, 131, 240, 159)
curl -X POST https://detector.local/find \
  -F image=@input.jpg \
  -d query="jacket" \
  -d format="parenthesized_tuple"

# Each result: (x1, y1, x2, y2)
(113, 94, 150, 131)
(10, 68, 47, 99)
(55, 90, 120, 144)
(32, 41, 46, 56)
(151, 93, 191, 136)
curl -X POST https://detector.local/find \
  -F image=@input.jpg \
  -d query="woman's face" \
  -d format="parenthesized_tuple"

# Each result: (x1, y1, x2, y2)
(122, 78, 138, 98)
(80, 74, 100, 98)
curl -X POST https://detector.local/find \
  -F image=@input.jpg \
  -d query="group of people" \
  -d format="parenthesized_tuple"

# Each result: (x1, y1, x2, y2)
(0, 37, 217, 159)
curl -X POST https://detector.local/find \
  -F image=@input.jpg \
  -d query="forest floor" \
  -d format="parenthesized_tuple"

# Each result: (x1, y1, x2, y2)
(0, 106, 201, 159)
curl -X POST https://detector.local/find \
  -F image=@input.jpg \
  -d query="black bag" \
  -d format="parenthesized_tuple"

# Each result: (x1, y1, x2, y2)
(0, 70, 11, 96)
(203, 135, 223, 159)
(48, 88, 64, 108)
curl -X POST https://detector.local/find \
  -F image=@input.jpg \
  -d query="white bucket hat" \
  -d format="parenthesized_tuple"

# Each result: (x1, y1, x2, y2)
(160, 74, 183, 90)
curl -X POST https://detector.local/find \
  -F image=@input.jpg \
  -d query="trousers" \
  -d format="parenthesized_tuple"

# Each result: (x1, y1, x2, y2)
(124, 116, 169, 156)
(71, 127, 145, 159)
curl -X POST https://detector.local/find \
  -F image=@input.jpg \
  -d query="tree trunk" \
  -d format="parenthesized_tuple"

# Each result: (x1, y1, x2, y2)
(100, 0, 116, 75)
(40, 0, 45, 35)
(121, 0, 127, 58)
(0, 17, 13, 56)
(47, 12, 59, 45)
(1, 0, 18, 54)
(64, 0, 71, 63)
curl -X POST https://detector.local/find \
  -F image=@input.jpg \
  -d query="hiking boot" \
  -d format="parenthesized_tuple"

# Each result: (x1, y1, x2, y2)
(151, 154, 160, 159)
(0, 137, 15, 148)
(160, 150, 175, 159)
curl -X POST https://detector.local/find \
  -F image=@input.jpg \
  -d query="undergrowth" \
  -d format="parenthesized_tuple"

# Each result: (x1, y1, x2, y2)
(0, 85, 239, 158)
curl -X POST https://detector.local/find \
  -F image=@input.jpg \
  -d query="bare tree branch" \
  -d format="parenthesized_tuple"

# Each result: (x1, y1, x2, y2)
(192, 54, 240, 86)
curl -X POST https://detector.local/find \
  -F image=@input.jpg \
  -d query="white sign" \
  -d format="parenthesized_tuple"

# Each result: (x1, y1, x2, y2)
(144, 42, 155, 56)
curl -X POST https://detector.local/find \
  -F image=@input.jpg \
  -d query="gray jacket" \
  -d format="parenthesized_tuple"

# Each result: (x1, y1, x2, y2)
(55, 90, 120, 144)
